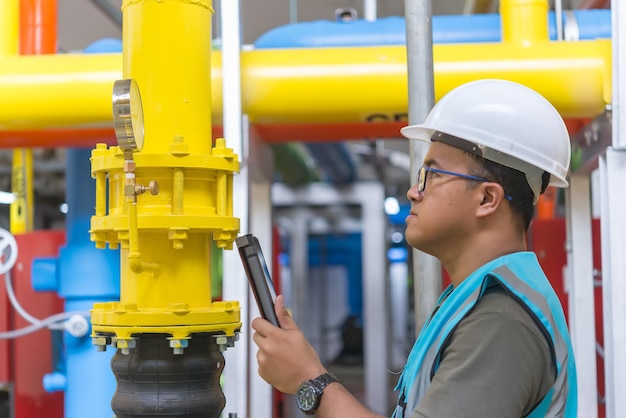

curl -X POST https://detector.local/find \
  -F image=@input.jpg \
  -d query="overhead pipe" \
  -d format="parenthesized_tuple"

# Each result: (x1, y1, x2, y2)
(253, 10, 611, 47)
(0, 11, 613, 148)
(0, 38, 611, 145)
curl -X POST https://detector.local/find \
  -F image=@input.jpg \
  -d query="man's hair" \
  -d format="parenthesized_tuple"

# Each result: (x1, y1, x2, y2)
(467, 154, 550, 230)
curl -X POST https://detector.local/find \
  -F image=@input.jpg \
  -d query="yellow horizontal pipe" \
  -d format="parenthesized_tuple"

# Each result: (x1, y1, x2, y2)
(0, 53, 122, 130)
(0, 40, 611, 132)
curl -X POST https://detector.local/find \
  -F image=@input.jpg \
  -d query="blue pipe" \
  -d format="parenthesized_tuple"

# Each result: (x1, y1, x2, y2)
(32, 38, 123, 418)
(33, 148, 120, 418)
(308, 234, 363, 323)
(254, 10, 611, 48)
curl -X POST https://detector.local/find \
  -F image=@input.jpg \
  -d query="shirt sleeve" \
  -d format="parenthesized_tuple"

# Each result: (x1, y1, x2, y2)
(411, 289, 554, 418)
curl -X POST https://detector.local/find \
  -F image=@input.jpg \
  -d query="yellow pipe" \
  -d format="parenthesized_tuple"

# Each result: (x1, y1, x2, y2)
(91, 0, 240, 340)
(0, 39, 612, 133)
(0, 53, 121, 130)
(123, 0, 213, 156)
(10, 149, 33, 233)
(1, 0, 29, 234)
(0, 0, 19, 57)
(500, 0, 549, 44)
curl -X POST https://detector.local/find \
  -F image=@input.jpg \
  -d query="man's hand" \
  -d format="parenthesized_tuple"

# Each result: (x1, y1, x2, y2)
(252, 295, 327, 394)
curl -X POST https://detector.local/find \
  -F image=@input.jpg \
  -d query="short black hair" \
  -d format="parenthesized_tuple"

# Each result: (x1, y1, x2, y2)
(430, 132, 550, 230)
(467, 154, 550, 230)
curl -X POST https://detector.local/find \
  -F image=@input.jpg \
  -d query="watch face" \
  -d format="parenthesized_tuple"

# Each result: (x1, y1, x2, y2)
(296, 383, 318, 413)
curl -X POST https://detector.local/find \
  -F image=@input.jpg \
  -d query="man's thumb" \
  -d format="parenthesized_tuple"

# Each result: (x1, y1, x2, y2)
(275, 295, 296, 329)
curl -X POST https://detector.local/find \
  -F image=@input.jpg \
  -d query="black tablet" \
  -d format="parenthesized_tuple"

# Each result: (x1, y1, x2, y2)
(235, 234, 280, 327)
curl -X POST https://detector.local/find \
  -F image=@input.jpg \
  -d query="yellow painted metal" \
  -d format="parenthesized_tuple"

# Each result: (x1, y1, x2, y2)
(10, 149, 33, 233)
(0, 0, 18, 57)
(90, 0, 240, 341)
(1, 1, 34, 235)
(431, 40, 612, 119)
(0, 38, 612, 131)
(239, 40, 611, 122)
(500, 0, 549, 44)
(0, 53, 121, 130)
(122, 0, 213, 156)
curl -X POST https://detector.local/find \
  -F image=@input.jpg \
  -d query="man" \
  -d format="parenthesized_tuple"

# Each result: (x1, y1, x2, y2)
(252, 79, 578, 417)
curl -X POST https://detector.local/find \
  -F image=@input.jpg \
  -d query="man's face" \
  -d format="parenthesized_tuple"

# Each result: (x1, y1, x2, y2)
(404, 141, 481, 257)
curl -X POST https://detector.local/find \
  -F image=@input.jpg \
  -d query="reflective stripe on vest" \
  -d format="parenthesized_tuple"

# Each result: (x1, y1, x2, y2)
(392, 252, 577, 418)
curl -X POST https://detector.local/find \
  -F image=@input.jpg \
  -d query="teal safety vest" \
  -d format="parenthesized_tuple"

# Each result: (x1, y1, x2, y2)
(392, 252, 577, 417)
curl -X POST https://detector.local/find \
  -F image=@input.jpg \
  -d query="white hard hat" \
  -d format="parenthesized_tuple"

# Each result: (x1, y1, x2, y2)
(401, 79, 571, 201)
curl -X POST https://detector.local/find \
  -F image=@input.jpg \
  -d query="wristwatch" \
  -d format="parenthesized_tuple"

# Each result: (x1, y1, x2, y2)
(296, 372, 339, 415)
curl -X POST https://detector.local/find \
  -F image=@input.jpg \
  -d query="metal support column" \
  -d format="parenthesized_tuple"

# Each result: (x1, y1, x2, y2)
(564, 174, 598, 418)
(220, 1, 273, 417)
(404, 0, 441, 334)
(272, 182, 389, 414)
(599, 150, 626, 418)
(601, 1, 626, 416)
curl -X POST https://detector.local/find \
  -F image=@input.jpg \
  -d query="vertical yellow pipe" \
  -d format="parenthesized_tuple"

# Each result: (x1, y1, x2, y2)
(108, 0, 232, 325)
(123, 0, 213, 156)
(10, 150, 33, 233)
(500, 0, 549, 44)
(0, 0, 27, 234)
(0, 0, 19, 56)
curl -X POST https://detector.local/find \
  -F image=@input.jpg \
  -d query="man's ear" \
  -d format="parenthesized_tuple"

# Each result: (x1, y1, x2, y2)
(476, 182, 506, 218)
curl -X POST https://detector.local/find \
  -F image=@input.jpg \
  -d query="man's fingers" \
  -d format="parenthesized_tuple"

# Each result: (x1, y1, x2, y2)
(275, 295, 297, 330)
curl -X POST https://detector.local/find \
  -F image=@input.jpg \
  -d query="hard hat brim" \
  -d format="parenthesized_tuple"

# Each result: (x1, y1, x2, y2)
(400, 124, 434, 142)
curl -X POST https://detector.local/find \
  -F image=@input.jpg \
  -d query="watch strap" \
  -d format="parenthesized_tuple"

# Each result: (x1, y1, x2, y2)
(311, 372, 339, 391)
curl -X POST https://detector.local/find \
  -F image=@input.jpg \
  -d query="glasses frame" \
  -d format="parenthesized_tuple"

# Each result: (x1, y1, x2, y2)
(416, 166, 513, 201)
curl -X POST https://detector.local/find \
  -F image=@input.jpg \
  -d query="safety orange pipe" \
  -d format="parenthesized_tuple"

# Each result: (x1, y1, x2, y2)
(20, 0, 56, 55)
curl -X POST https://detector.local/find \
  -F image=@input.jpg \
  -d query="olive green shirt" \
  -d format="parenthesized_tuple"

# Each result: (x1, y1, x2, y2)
(412, 286, 555, 418)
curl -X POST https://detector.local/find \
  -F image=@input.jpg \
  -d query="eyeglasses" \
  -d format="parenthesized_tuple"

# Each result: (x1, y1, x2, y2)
(416, 166, 513, 201)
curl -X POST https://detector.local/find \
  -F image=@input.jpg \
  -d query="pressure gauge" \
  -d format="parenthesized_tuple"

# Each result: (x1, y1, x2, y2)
(112, 79, 145, 152)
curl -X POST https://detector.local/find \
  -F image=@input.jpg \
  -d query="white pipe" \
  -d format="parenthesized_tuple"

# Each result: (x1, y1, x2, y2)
(602, 1, 626, 416)
(5, 270, 41, 325)
(364, 0, 377, 21)
(0, 311, 91, 339)
(555, 0, 564, 40)
(219, 1, 258, 417)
